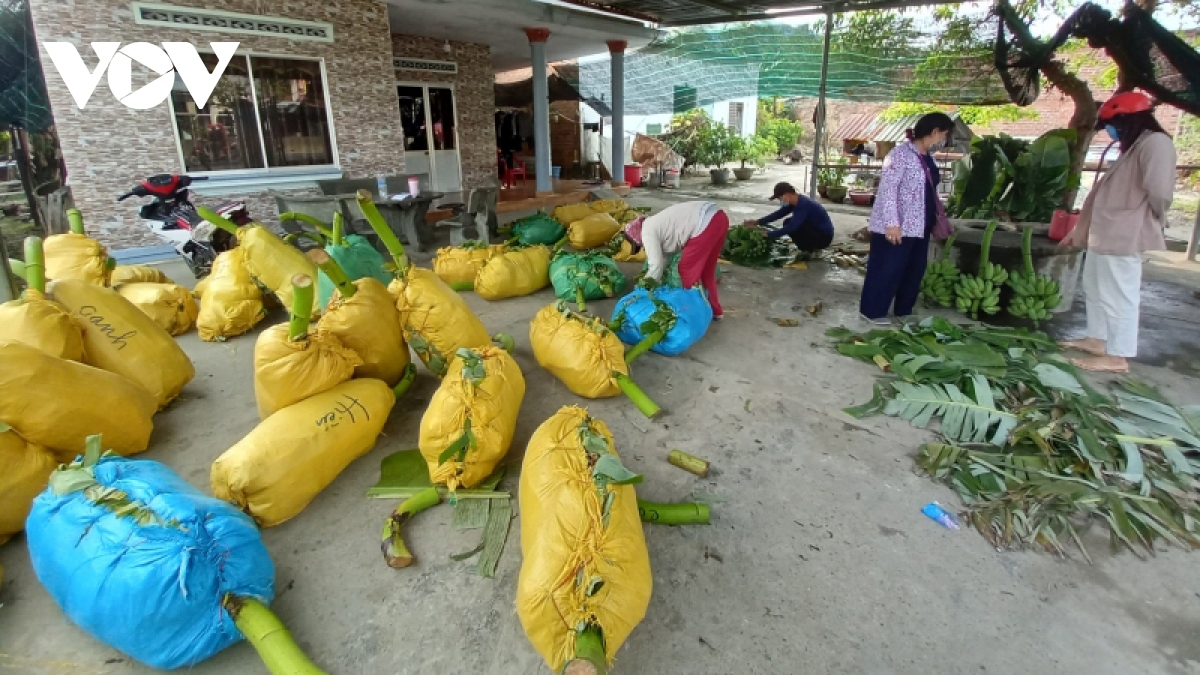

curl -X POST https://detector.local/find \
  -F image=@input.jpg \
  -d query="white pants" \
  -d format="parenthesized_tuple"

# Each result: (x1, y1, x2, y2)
(1081, 252, 1142, 358)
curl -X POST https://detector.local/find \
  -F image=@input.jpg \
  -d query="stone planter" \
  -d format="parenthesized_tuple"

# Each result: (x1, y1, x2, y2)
(824, 186, 848, 203)
(817, 185, 829, 199)
(710, 168, 731, 185)
(732, 167, 756, 181)
(849, 191, 874, 207)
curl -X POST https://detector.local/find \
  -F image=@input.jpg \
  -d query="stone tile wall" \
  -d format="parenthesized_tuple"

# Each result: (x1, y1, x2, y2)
(391, 36, 496, 191)
(29, 0, 404, 248)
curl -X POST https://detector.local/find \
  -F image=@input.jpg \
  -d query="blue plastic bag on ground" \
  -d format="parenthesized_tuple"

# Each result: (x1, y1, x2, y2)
(26, 456, 275, 670)
(612, 286, 713, 355)
(318, 234, 392, 309)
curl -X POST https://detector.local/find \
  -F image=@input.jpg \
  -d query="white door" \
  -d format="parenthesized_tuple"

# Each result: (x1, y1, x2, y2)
(396, 84, 461, 192)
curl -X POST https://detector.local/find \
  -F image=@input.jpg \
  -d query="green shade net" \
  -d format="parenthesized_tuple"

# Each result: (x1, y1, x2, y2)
(578, 3, 1200, 116)
(0, 0, 54, 131)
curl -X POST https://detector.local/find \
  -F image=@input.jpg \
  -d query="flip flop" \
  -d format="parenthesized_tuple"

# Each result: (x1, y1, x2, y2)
(1071, 357, 1129, 373)
(1058, 340, 1107, 356)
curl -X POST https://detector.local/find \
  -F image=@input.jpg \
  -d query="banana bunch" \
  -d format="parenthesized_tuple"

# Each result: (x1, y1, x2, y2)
(1006, 226, 1062, 325)
(920, 233, 960, 307)
(953, 221, 1006, 319)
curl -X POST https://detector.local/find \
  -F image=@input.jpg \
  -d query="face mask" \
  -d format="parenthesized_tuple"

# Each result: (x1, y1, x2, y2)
(1105, 124, 1120, 141)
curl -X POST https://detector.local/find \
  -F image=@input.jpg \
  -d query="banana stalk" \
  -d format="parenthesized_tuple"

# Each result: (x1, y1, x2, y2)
(624, 331, 664, 363)
(637, 500, 710, 524)
(307, 249, 356, 299)
(380, 487, 440, 568)
(287, 275, 315, 341)
(565, 626, 607, 675)
(355, 190, 409, 276)
(667, 449, 709, 477)
(613, 371, 660, 418)
(222, 595, 325, 675)
(23, 237, 45, 294)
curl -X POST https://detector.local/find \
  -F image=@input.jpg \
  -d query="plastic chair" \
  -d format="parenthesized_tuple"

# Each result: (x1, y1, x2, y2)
(508, 157, 527, 187)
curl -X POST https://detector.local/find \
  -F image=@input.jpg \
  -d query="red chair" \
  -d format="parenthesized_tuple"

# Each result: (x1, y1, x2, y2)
(498, 155, 527, 189)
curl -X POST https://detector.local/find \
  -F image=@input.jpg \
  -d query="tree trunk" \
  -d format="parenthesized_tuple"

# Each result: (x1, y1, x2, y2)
(1041, 60, 1097, 210)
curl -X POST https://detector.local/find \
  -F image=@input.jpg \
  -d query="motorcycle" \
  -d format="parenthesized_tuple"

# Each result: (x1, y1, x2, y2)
(118, 174, 248, 278)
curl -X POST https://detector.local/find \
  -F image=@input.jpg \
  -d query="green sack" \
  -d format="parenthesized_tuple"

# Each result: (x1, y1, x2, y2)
(641, 251, 684, 289)
(550, 252, 627, 304)
(318, 234, 392, 309)
(510, 214, 565, 246)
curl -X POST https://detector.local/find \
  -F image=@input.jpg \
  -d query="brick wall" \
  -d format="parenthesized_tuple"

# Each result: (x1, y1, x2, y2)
(391, 36, 495, 191)
(29, 0, 403, 248)
(550, 100, 581, 170)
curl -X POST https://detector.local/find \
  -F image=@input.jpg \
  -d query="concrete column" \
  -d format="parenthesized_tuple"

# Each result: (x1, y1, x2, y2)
(1187, 205, 1199, 262)
(525, 27, 553, 195)
(608, 40, 627, 186)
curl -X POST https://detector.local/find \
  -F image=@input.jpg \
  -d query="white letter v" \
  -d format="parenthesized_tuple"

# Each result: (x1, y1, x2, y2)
(43, 42, 120, 109)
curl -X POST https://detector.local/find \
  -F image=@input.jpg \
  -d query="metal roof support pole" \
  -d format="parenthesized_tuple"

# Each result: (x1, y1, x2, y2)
(526, 28, 554, 195)
(809, 10, 833, 198)
(1187, 205, 1199, 262)
(608, 40, 628, 186)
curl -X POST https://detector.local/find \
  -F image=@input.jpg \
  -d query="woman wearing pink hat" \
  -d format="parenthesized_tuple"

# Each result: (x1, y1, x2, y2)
(623, 200, 730, 319)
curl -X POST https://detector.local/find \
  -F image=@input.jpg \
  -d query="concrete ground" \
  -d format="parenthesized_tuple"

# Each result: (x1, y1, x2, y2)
(3, 191, 1200, 675)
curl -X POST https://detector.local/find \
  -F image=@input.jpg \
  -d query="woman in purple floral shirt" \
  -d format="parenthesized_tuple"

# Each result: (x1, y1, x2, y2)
(859, 113, 956, 323)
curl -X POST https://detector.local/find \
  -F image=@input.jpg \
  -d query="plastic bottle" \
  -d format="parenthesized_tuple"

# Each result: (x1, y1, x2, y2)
(376, 173, 388, 199)
(921, 502, 959, 530)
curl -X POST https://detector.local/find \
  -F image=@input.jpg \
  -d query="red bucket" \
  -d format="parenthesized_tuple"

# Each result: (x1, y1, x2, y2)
(623, 165, 642, 187)
(1048, 209, 1080, 241)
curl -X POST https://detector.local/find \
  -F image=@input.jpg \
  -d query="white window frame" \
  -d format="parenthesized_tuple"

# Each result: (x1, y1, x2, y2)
(395, 80, 462, 193)
(168, 50, 341, 188)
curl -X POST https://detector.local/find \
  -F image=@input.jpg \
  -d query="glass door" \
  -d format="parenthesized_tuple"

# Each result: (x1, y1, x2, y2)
(396, 84, 462, 192)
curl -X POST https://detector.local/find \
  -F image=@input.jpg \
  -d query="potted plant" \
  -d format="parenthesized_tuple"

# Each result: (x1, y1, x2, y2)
(848, 176, 875, 207)
(731, 136, 771, 181)
(696, 123, 736, 185)
(818, 159, 848, 203)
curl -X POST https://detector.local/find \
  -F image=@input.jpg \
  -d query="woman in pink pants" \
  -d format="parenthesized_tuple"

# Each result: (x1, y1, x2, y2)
(623, 201, 730, 318)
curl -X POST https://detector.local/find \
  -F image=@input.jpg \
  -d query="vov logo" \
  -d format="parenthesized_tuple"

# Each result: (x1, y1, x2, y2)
(42, 42, 239, 110)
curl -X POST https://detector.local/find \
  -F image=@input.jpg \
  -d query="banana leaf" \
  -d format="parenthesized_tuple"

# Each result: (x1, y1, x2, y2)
(1000, 130, 1073, 223)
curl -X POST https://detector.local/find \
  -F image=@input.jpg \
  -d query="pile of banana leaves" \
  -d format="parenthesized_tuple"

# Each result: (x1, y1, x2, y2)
(830, 317, 1200, 561)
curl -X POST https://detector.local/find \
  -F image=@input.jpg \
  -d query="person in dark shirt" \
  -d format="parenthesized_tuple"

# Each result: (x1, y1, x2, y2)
(748, 182, 834, 252)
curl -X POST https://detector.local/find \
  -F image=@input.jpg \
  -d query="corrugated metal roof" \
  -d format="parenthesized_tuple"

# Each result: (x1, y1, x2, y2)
(831, 113, 875, 142)
(833, 111, 972, 143)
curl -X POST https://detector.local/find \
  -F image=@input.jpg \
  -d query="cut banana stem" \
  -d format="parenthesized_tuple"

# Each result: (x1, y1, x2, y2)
(637, 500, 711, 524)
(307, 248, 357, 299)
(575, 286, 587, 312)
(355, 190, 409, 275)
(565, 626, 607, 675)
(66, 208, 85, 235)
(491, 332, 515, 353)
(449, 281, 474, 292)
(392, 363, 417, 400)
(381, 487, 440, 568)
(625, 331, 664, 363)
(223, 594, 326, 675)
(613, 371, 660, 418)
(23, 237, 45, 294)
(668, 449, 710, 477)
(287, 274, 315, 341)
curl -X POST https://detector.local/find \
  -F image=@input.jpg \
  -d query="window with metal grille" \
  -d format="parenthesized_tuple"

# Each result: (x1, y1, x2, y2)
(728, 101, 744, 135)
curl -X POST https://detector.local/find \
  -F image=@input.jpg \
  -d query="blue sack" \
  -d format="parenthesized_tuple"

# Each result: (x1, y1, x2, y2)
(612, 286, 713, 355)
(26, 456, 274, 670)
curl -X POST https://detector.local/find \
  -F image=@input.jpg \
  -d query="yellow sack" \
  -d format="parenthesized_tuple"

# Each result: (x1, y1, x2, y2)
(474, 246, 551, 300)
(0, 430, 59, 544)
(613, 238, 646, 262)
(317, 278, 409, 386)
(0, 341, 156, 458)
(530, 304, 625, 398)
(0, 290, 85, 361)
(552, 203, 596, 226)
(432, 244, 507, 286)
(198, 248, 264, 341)
(253, 324, 361, 420)
(517, 407, 651, 672)
(389, 267, 491, 376)
(193, 274, 211, 299)
(115, 282, 199, 336)
(50, 279, 195, 408)
(419, 346, 524, 492)
(568, 213, 622, 250)
(238, 224, 318, 313)
(212, 378, 394, 527)
(590, 198, 629, 214)
(43, 233, 108, 286)
(111, 264, 172, 285)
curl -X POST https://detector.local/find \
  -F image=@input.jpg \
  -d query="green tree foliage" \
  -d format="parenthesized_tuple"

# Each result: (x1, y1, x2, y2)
(755, 99, 804, 156)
